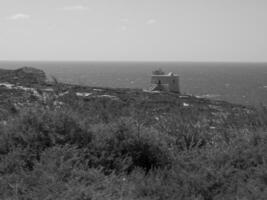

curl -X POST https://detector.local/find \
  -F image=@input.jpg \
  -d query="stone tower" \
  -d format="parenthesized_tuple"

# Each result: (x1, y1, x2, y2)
(150, 69, 180, 93)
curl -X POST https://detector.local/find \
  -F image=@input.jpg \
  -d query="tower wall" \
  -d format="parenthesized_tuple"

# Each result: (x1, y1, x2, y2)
(151, 75, 180, 93)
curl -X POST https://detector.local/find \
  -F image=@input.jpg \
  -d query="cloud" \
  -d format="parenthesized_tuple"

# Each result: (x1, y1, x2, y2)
(62, 5, 89, 11)
(146, 19, 157, 25)
(7, 13, 31, 20)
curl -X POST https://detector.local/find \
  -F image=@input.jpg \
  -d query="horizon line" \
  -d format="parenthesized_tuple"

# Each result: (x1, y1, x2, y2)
(0, 60, 267, 64)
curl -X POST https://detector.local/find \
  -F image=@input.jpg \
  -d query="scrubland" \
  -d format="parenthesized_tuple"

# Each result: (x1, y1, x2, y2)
(0, 71, 266, 199)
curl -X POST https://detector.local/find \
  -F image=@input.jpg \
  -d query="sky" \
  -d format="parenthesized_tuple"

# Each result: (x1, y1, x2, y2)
(0, 0, 267, 62)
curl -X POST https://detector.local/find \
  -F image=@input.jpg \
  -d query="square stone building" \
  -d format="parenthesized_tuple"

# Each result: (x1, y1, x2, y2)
(150, 69, 180, 93)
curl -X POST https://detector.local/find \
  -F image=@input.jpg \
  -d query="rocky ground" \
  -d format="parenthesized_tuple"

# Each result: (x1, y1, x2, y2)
(0, 67, 258, 126)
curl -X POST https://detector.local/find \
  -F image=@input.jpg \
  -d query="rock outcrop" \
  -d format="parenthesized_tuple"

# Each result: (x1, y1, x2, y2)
(0, 66, 46, 85)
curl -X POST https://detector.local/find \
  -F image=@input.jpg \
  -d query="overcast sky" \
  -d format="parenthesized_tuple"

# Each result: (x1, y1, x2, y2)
(0, 0, 267, 62)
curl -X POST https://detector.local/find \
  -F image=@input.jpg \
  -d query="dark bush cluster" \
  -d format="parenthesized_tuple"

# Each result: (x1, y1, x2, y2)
(85, 118, 172, 173)
(0, 107, 91, 154)
(0, 102, 267, 200)
(0, 107, 171, 174)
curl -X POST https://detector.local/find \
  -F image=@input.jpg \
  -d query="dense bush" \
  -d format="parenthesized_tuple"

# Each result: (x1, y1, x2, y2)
(0, 108, 172, 174)
(0, 145, 122, 200)
(0, 101, 267, 199)
(0, 106, 92, 153)
(83, 118, 172, 173)
(156, 113, 212, 151)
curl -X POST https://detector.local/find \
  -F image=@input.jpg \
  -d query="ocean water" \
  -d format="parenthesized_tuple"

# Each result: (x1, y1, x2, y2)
(0, 61, 266, 106)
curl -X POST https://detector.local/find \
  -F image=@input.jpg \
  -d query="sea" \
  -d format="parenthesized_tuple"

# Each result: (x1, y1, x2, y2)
(0, 61, 266, 106)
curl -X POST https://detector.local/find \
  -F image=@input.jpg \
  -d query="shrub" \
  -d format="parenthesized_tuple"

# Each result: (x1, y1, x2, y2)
(1, 106, 92, 155)
(169, 130, 267, 200)
(0, 145, 120, 200)
(84, 118, 172, 173)
(156, 113, 212, 151)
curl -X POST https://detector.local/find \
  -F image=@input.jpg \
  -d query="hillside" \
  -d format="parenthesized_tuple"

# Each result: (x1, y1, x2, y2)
(0, 67, 266, 200)
(0, 67, 258, 126)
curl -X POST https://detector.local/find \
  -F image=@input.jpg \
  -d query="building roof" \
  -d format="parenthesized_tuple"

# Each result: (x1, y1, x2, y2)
(152, 72, 179, 77)
(152, 69, 165, 75)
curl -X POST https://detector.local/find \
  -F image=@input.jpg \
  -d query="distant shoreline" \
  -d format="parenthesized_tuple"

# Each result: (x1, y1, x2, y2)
(0, 61, 266, 106)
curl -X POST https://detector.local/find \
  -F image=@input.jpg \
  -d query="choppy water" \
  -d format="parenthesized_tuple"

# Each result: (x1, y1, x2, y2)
(0, 61, 266, 105)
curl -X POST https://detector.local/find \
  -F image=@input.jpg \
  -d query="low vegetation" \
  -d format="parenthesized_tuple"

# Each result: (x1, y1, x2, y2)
(0, 68, 266, 199)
